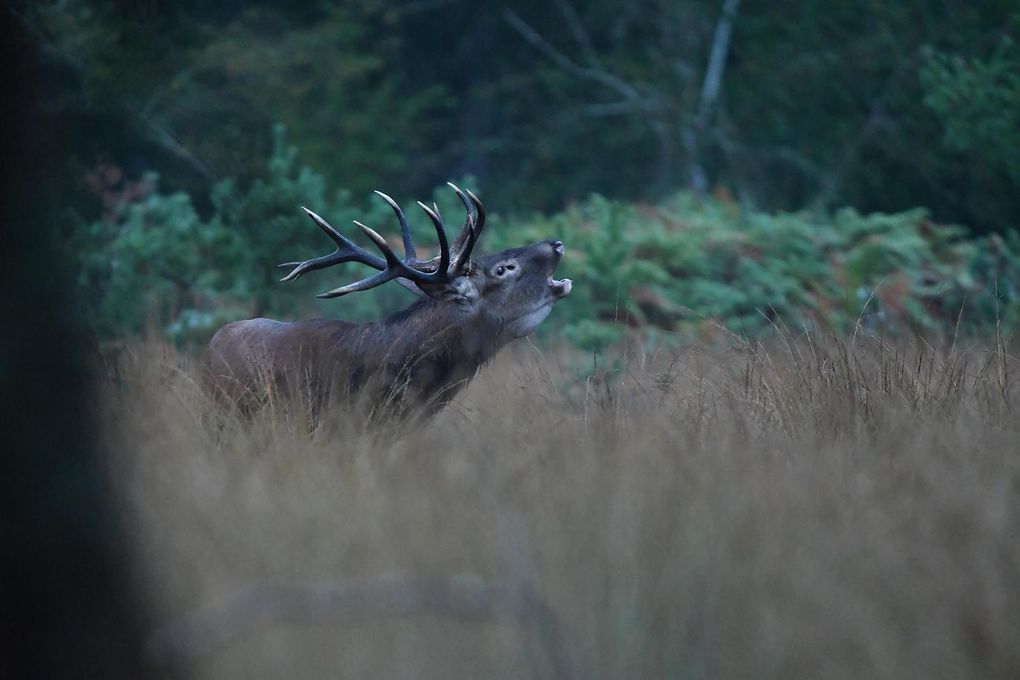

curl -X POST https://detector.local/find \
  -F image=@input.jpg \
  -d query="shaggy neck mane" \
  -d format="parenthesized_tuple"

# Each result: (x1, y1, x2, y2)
(335, 297, 503, 412)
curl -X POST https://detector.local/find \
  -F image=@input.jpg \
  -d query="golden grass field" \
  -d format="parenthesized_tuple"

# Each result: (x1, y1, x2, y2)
(100, 332, 1020, 679)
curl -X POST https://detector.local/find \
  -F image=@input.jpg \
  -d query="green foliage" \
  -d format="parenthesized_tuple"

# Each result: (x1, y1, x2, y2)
(501, 195, 1020, 349)
(73, 130, 1020, 350)
(156, 4, 449, 193)
(922, 33, 1020, 183)
(73, 176, 235, 343)
(32, 2, 448, 199)
(73, 126, 419, 345)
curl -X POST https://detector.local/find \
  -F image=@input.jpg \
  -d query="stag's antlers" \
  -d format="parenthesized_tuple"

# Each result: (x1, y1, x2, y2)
(279, 183, 485, 298)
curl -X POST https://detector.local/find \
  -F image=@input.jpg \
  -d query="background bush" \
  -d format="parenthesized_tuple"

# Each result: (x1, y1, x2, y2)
(72, 127, 1020, 350)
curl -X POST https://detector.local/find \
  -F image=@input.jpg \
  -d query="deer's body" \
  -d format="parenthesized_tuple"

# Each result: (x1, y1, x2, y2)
(205, 186, 571, 416)
(208, 299, 502, 414)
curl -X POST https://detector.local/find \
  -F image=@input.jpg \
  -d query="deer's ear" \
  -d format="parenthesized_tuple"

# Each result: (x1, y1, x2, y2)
(416, 276, 479, 303)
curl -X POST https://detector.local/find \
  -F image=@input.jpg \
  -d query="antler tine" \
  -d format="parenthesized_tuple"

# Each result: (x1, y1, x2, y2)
(352, 221, 426, 278)
(315, 219, 449, 298)
(374, 190, 417, 262)
(416, 202, 451, 277)
(283, 192, 461, 298)
(446, 182, 476, 220)
(318, 269, 411, 298)
(446, 183, 484, 274)
(465, 188, 485, 232)
(279, 208, 386, 282)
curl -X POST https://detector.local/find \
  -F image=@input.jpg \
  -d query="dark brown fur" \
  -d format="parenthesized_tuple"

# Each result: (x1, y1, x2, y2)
(206, 240, 572, 418)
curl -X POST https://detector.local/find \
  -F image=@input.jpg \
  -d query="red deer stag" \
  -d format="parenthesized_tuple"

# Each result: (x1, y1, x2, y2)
(206, 184, 572, 417)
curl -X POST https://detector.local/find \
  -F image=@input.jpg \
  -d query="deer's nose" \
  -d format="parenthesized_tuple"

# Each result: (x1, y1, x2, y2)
(551, 240, 564, 255)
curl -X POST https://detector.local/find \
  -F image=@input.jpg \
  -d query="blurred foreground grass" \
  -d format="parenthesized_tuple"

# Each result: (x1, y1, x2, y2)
(101, 334, 1019, 679)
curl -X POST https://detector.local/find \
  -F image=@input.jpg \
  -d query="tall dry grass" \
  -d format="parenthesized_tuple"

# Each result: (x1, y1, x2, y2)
(100, 333, 1020, 679)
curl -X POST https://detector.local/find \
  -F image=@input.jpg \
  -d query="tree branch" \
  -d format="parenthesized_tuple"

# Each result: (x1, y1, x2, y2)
(584, 99, 659, 117)
(696, 0, 741, 129)
(502, 8, 642, 102)
(552, 0, 602, 67)
(685, 0, 742, 194)
(814, 51, 919, 206)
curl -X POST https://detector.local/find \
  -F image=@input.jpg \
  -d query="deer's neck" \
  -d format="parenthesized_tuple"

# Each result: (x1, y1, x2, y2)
(372, 298, 500, 365)
(345, 298, 502, 408)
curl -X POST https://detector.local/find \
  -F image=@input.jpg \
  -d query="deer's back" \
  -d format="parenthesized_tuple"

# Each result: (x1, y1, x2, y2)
(204, 317, 357, 408)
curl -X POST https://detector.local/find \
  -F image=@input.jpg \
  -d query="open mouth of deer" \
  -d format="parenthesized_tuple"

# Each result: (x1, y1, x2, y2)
(548, 240, 573, 299)
(548, 277, 572, 298)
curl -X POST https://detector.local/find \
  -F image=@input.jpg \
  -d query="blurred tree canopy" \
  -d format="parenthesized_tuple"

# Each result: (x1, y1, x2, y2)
(921, 31, 1020, 186)
(25, 0, 1019, 232)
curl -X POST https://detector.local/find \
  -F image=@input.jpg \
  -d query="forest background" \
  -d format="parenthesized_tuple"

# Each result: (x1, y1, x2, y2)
(20, 0, 1020, 348)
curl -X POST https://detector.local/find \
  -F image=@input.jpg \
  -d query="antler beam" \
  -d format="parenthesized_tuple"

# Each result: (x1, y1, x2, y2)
(279, 184, 485, 298)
